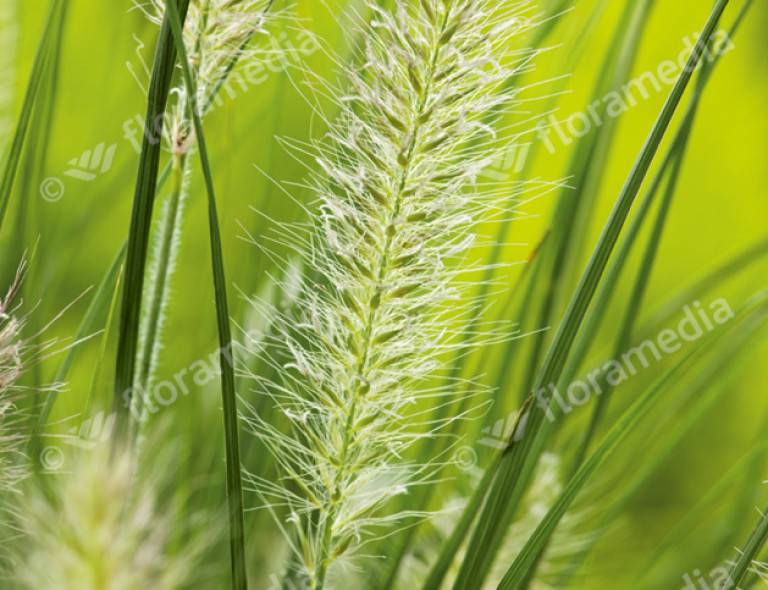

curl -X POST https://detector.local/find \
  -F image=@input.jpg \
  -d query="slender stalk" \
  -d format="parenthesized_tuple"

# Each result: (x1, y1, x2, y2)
(725, 504, 768, 589)
(133, 0, 276, 429)
(134, 152, 188, 421)
(165, 1, 247, 587)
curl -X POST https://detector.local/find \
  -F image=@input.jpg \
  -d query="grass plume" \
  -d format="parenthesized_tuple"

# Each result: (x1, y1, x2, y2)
(12, 440, 202, 590)
(0, 269, 28, 522)
(245, 1, 543, 586)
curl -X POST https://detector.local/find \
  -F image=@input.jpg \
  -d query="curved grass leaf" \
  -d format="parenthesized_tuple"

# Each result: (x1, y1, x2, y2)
(511, 0, 655, 409)
(641, 238, 768, 341)
(638, 444, 768, 586)
(3, 1, 67, 287)
(452, 2, 733, 586)
(497, 299, 767, 589)
(559, 312, 767, 586)
(572, 0, 756, 469)
(135, 1, 276, 423)
(36, 243, 127, 430)
(422, 452, 504, 590)
(165, 2, 247, 588)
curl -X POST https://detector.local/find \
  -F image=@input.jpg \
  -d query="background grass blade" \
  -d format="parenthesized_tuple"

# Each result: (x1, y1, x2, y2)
(559, 314, 768, 586)
(571, 0, 755, 469)
(2, 0, 67, 287)
(165, 1, 247, 587)
(510, 0, 654, 410)
(497, 299, 767, 589)
(36, 242, 127, 430)
(452, 2, 733, 586)
(0, 0, 65, 235)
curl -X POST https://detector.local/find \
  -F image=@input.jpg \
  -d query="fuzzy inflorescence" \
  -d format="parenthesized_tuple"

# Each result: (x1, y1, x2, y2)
(135, 0, 277, 155)
(13, 442, 198, 590)
(0, 274, 28, 521)
(245, 1, 544, 586)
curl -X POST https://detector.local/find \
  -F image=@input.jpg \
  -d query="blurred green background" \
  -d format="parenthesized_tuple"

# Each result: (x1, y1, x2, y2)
(1, 0, 766, 587)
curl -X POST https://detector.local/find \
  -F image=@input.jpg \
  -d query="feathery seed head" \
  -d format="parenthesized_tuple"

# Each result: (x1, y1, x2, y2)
(0, 272, 28, 522)
(13, 441, 199, 590)
(134, 0, 278, 153)
(246, 0, 545, 586)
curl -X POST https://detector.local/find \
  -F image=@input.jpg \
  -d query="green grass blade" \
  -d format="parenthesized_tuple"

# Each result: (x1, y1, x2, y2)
(571, 0, 756, 469)
(570, 114, 692, 469)
(638, 446, 768, 586)
(3, 0, 66, 286)
(452, 2, 732, 586)
(553, 0, 656, 301)
(135, 2, 275, 417)
(0, 0, 65, 235)
(112, 0, 191, 435)
(422, 452, 504, 590)
(558, 316, 767, 586)
(165, 2, 247, 588)
(497, 299, 767, 589)
(510, 0, 653, 408)
(37, 242, 127, 429)
(552, 137, 676, 428)
(81, 263, 125, 432)
(641, 237, 767, 336)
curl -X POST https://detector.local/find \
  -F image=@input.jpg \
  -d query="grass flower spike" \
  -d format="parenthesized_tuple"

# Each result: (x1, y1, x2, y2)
(0, 274, 26, 516)
(13, 441, 200, 590)
(137, 0, 276, 153)
(246, 1, 542, 586)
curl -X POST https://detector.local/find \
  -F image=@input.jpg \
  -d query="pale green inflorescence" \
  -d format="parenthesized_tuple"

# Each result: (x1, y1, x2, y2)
(245, 1, 545, 587)
(0, 273, 27, 540)
(13, 442, 199, 590)
(138, 0, 276, 154)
